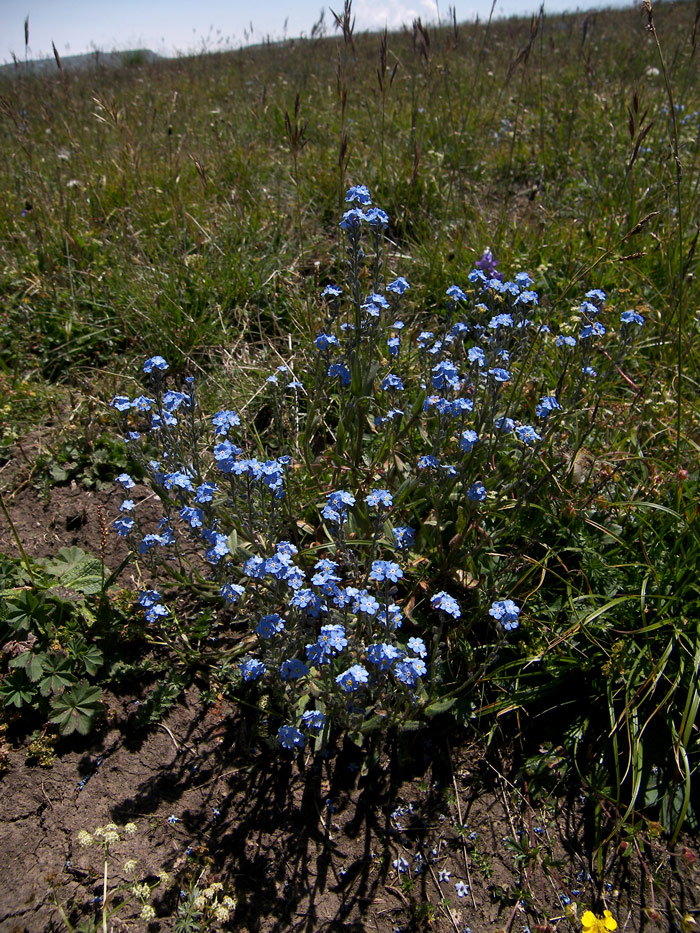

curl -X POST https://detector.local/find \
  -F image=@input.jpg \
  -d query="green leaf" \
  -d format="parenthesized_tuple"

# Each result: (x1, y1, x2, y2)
(4, 590, 46, 633)
(81, 645, 104, 677)
(39, 547, 107, 596)
(423, 697, 457, 717)
(49, 682, 104, 735)
(0, 671, 37, 708)
(9, 651, 46, 682)
(38, 654, 75, 697)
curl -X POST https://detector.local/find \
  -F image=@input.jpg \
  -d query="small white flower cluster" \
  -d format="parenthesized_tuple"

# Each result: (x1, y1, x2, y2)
(188, 880, 236, 925)
(74, 821, 171, 925)
(77, 821, 137, 848)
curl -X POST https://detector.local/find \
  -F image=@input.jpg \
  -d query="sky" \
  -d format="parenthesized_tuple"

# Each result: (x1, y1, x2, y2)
(0, 0, 636, 64)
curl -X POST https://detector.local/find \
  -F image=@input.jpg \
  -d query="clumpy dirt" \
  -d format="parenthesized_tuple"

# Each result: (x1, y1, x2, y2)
(1, 460, 699, 932)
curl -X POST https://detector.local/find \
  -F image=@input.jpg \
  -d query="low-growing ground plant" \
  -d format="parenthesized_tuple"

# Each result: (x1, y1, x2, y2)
(0, 544, 134, 738)
(54, 821, 170, 932)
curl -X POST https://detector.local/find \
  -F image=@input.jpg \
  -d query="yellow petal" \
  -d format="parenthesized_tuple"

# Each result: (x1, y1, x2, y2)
(603, 911, 618, 931)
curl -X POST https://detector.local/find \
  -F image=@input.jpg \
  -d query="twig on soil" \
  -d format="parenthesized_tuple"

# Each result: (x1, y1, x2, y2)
(41, 780, 54, 810)
(158, 722, 197, 757)
(445, 740, 477, 909)
(425, 858, 462, 933)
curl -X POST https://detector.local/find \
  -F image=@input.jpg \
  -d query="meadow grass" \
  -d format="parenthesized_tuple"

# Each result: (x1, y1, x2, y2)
(1, 1, 699, 925)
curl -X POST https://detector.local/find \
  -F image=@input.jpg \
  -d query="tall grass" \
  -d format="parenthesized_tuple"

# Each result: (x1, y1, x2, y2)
(0, 3, 697, 385)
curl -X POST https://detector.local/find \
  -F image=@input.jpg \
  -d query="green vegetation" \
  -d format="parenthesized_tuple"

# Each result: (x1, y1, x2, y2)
(0, 2, 699, 929)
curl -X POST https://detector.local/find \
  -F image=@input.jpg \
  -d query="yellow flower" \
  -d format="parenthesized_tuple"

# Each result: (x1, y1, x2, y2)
(581, 909, 618, 932)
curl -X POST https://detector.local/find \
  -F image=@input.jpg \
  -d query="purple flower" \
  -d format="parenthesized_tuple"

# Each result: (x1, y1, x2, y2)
(474, 247, 502, 280)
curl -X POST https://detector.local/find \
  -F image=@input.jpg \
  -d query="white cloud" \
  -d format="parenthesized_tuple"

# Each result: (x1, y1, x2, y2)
(352, 0, 439, 30)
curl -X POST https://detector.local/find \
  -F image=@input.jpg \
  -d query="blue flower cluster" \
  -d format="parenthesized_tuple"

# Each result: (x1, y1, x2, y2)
(111, 186, 645, 757)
